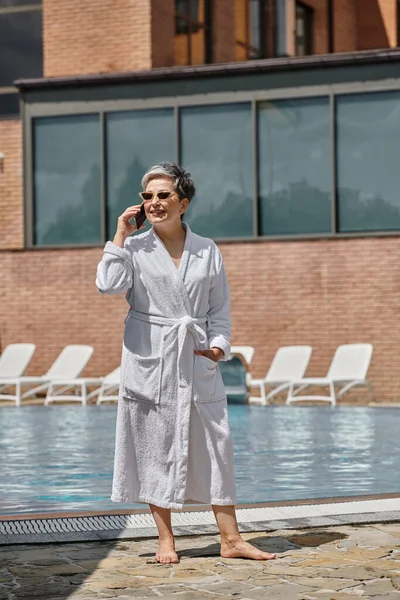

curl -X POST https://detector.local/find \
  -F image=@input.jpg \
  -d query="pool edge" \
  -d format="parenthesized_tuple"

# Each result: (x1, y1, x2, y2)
(1, 496, 399, 547)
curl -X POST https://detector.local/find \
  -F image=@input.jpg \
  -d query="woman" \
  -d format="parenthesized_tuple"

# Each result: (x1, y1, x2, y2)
(96, 162, 276, 564)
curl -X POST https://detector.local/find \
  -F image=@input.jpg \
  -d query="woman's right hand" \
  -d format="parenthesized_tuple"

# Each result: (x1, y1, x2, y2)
(113, 205, 145, 247)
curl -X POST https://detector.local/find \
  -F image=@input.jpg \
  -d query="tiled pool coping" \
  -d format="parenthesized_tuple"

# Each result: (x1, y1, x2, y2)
(1, 493, 399, 546)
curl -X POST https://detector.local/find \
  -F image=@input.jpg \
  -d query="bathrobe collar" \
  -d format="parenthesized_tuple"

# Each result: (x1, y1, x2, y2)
(150, 221, 192, 283)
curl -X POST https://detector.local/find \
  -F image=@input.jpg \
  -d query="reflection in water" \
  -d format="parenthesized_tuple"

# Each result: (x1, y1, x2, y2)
(0, 405, 399, 515)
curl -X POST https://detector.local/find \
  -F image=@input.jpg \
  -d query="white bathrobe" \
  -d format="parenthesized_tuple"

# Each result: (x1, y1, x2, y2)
(96, 223, 236, 509)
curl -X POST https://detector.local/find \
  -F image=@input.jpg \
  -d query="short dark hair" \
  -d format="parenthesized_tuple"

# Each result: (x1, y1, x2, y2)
(141, 162, 196, 202)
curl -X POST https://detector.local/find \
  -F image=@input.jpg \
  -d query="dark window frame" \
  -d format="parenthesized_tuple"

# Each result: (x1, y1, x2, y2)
(295, 1, 314, 56)
(175, 0, 213, 64)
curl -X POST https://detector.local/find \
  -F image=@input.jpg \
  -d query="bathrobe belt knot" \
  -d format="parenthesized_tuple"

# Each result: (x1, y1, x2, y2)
(128, 309, 208, 387)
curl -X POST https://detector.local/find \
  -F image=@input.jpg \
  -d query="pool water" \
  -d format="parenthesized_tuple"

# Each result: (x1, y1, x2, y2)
(0, 405, 399, 515)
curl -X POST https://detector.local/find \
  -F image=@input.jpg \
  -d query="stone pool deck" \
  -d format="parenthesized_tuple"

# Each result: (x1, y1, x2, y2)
(1, 522, 399, 600)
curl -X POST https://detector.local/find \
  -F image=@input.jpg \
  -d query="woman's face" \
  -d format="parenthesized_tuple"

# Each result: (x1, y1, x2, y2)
(143, 176, 187, 226)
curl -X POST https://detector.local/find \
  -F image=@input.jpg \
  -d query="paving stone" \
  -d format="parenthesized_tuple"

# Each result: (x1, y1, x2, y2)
(361, 578, 395, 596)
(300, 593, 341, 600)
(345, 547, 394, 560)
(392, 577, 400, 590)
(146, 583, 191, 594)
(0, 570, 13, 585)
(8, 563, 87, 577)
(154, 595, 233, 600)
(215, 568, 253, 581)
(323, 565, 377, 580)
(240, 582, 316, 599)
(21, 557, 70, 566)
(113, 592, 159, 599)
(342, 528, 400, 548)
(366, 595, 400, 600)
(331, 592, 361, 600)
(193, 579, 256, 594)
(261, 564, 325, 576)
(239, 575, 283, 587)
(116, 565, 173, 578)
(0, 551, 18, 561)
(295, 557, 353, 568)
(282, 576, 360, 591)
(373, 524, 400, 538)
(13, 583, 76, 598)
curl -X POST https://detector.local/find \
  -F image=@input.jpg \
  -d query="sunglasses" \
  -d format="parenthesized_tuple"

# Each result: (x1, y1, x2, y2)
(139, 191, 174, 203)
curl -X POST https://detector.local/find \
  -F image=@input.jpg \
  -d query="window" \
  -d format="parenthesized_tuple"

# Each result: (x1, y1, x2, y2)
(258, 97, 331, 235)
(236, 0, 265, 60)
(0, 0, 42, 118)
(295, 1, 313, 56)
(33, 115, 101, 246)
(106, 109, 175, 238)
(180, 104, 254, 238)
(0, 91, 19, 118)
(336, 91, 400, 233)
(174, 0, 212, 65)
(27, 85, 400, 247)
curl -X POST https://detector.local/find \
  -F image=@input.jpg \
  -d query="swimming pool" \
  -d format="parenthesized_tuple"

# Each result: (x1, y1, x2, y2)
(0, 405, 399, 515)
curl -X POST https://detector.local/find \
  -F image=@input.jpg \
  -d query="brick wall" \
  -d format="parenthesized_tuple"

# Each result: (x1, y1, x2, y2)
(334, 0, 357, 52)
(225, 235, 400, 403)
(43, 0, 153, 76)
(43, 0, 235, 75)
(303, 0, 329, 54)
(0, 120, 23, 250)
(1, 236, 400, 402)
(151, 0, 175, 68)
(357, 0, 397, 50)
(213, 0, 236, 63)
(301, 0, 357, 55)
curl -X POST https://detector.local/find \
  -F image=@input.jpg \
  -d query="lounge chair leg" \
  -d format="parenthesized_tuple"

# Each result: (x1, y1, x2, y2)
(286, 383, 294, 405)
(44, 384, 52, 406)
(16, 381, 21, 407)
(260, 382, 267, 405)
(330, 381, 336, 408)
(81, 382, 87, 406)
(285, 386, 291, 404)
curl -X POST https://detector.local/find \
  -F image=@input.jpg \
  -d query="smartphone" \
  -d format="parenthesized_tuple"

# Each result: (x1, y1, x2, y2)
(135, 204, 146, 229)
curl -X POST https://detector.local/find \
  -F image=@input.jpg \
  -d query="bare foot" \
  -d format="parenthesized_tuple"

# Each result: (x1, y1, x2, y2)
(155, 537, 179, 564)
(221, 537, 276, 561)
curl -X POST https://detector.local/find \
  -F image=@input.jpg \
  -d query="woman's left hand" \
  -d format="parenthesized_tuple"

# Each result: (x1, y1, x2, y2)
(194, 347, 224, 363)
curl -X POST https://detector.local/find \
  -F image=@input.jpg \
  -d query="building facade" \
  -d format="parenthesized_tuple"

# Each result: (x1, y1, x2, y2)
(1, 0, 400, 400)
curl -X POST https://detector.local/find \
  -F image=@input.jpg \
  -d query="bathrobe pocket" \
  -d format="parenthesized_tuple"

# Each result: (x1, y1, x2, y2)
(123, 354, 163, 404)
(193, 355, 226, 402)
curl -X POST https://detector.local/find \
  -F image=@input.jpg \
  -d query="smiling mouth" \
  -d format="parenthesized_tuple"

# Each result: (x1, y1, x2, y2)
(151, 211, 166, 216)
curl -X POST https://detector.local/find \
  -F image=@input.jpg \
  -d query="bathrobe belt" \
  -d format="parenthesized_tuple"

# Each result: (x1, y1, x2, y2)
(128, 309, 208, 386)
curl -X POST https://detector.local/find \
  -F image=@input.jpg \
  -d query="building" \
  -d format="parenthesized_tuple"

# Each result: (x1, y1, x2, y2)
(1, 0, 400, 401)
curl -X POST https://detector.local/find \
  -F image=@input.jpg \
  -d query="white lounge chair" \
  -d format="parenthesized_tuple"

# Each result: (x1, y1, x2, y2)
(249, 346, 312, 405)
(286, 344, 374, 408)
(45, 364, 120, 406)
(230, 346, 255, 366)
(96, 367, 121, 405)
(0, 344, 36, 406)
(0, 345, 94, 406)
